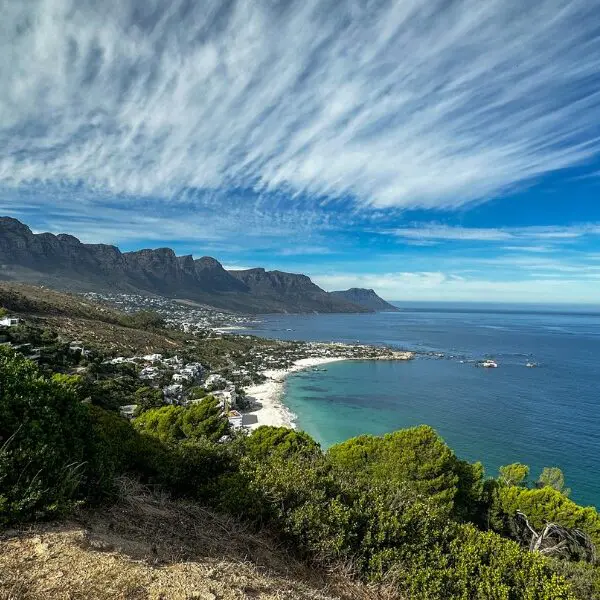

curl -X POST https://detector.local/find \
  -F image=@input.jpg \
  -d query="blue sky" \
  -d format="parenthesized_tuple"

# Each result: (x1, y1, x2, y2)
(1, 0, 600, 303)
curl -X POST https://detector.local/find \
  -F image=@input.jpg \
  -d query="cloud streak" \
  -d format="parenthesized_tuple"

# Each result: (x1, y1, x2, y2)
(1, 0, 600, 213)
(391, 224, 600, 242)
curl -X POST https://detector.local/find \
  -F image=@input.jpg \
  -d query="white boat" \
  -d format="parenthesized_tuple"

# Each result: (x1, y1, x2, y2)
(480, 359, 498, 368)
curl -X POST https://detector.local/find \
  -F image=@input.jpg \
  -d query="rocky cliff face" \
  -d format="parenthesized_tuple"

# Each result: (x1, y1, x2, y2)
(331, 288, 399, 312)
(0, 216, 372, 314)
(229, 268, 371, 313)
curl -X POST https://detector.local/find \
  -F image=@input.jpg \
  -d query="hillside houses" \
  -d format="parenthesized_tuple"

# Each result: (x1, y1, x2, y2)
(83, 292, 253, 333)
(103, 350, 241, 423)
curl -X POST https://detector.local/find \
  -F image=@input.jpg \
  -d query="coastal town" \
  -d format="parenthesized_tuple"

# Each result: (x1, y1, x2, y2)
(0, 291, 413, 432)
(83, 292, 255, 334)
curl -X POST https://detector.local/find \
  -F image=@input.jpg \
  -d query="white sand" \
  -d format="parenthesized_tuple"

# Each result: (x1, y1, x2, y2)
(242, 357, 348, 430)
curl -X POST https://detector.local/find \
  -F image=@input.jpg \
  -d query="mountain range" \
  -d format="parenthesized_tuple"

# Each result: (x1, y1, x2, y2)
(0, 217, 396, 314)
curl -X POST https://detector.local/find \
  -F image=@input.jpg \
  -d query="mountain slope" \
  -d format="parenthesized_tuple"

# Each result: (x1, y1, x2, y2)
(0, 217, 369, 314)
(331, 288, 399, 312)
(229, 269, 370, 314)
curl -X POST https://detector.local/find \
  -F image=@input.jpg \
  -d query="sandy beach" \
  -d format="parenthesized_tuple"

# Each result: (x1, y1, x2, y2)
(242, 356, 349, 429)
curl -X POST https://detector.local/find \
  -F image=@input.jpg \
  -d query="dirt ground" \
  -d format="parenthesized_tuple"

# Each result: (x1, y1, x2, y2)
(0, 481, 395, 600)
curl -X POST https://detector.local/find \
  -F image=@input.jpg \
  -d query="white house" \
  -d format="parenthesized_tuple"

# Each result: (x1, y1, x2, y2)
(0, 317, 20, 327)
(212, 385, 238, 410)
(140, 366, 160, 380)
(164, 355, 183, 367)
(227, 410, 243, 430)
(119, 404, 138, 419)
(205, 373, 227, 390)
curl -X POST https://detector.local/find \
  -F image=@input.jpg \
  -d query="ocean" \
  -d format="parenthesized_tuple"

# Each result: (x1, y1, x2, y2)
(235, 303, 600, 508)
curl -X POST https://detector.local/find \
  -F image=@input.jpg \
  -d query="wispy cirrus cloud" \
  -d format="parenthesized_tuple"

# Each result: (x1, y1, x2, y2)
(1, 0, 600, 215)
(391, 224, 600, 242)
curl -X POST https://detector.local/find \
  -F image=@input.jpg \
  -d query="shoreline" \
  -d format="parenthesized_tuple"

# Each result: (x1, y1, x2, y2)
(241, 352, 413, 430)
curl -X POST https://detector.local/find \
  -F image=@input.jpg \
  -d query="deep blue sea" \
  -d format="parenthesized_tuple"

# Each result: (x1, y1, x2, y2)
(236, 303, 600, 508)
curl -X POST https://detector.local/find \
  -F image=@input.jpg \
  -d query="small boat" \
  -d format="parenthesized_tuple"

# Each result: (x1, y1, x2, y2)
(480, 359, 498, 368)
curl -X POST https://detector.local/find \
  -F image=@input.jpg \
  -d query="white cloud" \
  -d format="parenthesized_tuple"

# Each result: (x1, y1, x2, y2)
(221, 264, 256, 272)
(1, 0, 600, 212)
(392, 226, 513, 241)
(278, 246, 333, 256)
(391, 224, 600, 242)
(314, 271, 600, 304)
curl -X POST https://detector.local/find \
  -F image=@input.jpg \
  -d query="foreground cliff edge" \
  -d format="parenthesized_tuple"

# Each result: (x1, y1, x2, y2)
(0, 479, 380, 600)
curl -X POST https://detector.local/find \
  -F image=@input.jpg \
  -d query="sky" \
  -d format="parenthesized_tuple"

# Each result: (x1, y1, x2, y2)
(1, 0, 600, 303)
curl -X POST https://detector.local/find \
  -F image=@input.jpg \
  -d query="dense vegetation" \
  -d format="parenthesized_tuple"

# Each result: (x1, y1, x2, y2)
(1, 345, 599, 599)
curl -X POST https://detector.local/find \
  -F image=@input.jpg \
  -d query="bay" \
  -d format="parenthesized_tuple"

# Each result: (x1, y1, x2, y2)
(237, 303, 600, 508)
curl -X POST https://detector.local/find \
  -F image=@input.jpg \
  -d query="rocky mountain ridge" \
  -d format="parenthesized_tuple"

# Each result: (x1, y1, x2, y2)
(331, 288, 399, 312)
(0, 217, 393, 314)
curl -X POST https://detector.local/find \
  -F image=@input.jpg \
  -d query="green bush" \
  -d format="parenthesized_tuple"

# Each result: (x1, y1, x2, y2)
(415, 524, 577, 600)
(547, 559, 600, 600)
(491, 484, 600, 549)
(327, 425, 484, 520)
(242, 426, 321, 461)
(133, 397, 229, 444)
(0, 347, 102, 524)
(87, 404, 170, 488)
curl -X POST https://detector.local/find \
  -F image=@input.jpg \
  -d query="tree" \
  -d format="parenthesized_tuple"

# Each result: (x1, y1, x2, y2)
(180, 397, 230, 442)
(514, 510, 595, 562)
(243, 426, 321, 461)
(538, 467, 570, 496)
(133, 405, 185, 445)
(133, 385, 164, 413)
(133, 398, 229, 445)
(491, 484, 600, 552)
(499, 463, 529, 487)
(327, 425, 482, 518)
(0, 307, 8, 318)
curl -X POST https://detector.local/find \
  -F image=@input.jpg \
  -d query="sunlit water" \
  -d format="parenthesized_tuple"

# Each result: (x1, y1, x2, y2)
(236, 303, 600, 507)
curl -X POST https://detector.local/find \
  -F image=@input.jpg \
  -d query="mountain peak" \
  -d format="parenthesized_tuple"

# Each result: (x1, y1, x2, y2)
(331, 288, 398, 312)
(0, 216, 33, 235)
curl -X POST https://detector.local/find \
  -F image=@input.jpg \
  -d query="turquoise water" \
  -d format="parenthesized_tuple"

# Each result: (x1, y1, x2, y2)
(239, 304, 600, 508)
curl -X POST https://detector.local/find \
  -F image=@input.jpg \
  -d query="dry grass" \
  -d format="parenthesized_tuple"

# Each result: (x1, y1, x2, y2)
(0, 480, 398, 600)
(0, 281, 188, 354)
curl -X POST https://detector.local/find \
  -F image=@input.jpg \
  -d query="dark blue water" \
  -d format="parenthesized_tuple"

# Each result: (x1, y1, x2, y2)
(237, 304, 600, 508)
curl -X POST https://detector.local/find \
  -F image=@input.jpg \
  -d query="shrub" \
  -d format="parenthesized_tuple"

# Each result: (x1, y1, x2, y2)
(242, 426, 321, 461)
(0, 347, 102, 524)
(87, 405, 170, 488)
(133, 397, 229, 445)
(491, 485, 600, 549)
(328, 425, 484, 520)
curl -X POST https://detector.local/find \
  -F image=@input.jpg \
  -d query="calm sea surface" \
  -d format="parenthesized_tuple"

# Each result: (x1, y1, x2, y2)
(236, 303, 600, 508)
